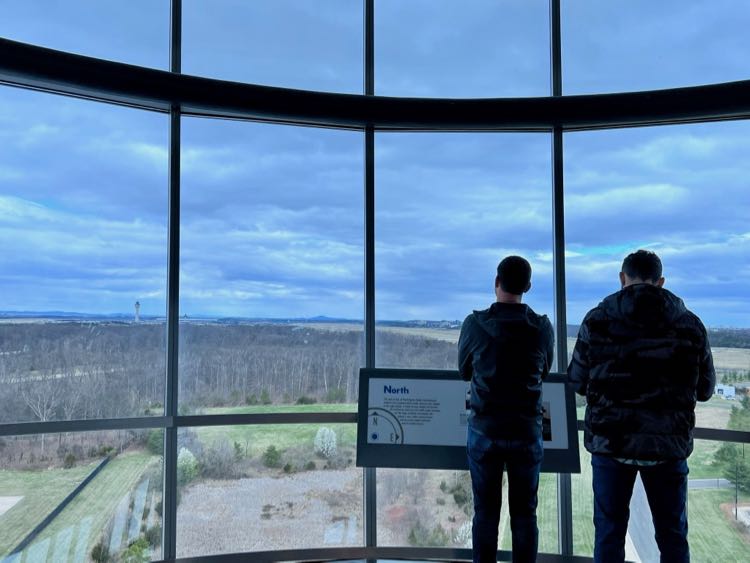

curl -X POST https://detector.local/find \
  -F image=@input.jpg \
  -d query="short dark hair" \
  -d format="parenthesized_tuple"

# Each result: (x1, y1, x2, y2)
(622, 250, 663, 282)
(496, 256, 532, 295)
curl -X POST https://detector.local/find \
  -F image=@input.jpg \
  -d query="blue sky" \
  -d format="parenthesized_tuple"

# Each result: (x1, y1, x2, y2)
(0, 1, 749, 327)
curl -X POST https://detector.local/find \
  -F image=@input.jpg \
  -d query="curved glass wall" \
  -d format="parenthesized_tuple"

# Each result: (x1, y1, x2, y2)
(1, 2, 749, 562)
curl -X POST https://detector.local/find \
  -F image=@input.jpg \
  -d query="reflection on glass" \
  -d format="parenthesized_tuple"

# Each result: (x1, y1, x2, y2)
(376, 468, 558, 553)
(183, 0, 362, 93)
(0, 87, 168, 424)
(175, 425, 361, 556)
(375, 0, 549, 97)
(375, 133, 553, 369)
(565, 123, 750, 430)
(179, 118, 363, 412)
(562, 0, 750, 93)
(0, 429, 163, 562)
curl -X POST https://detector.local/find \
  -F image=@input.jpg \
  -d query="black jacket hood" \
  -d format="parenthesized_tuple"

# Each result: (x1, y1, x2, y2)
(599, 284, 687, 328)
(473, 302, 539, 339)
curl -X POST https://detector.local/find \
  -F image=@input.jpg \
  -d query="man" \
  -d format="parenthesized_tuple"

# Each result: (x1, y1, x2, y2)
(459, 256, 554, 563)
(568, 250, 715, 563)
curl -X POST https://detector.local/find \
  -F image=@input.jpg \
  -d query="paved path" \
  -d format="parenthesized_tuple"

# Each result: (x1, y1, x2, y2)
(688, 477, 732, 489)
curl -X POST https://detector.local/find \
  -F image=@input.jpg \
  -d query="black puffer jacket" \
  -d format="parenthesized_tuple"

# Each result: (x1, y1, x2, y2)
(458, 302, 554, 441)
(568, 284, 715, 461)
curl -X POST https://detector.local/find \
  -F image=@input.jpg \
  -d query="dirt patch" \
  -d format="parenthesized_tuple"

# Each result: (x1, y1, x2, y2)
(176, 469, 362, 556)
(719, 502, 750, 544)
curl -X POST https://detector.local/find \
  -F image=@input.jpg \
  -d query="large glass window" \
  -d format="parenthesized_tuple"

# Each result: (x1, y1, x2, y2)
(563, 0, 750, 94)
(565, 122, 750, 431)
(377, 468, 559, 553)
(571, 437, 750, 560)
(0, 429, 163, 562)
(179, 119, 363, 412)
(183, 0, 363, 93)
(566, 122, 750, 557)
(375, 133, 554, 369)
(176, 424, 361, 557)
(0, 0, 169, 69)
(0, 87, 168, 424)
(375, 0, 549, 97)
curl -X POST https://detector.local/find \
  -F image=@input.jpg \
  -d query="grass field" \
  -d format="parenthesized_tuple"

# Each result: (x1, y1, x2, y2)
(0, 451, 159, 561)
(0, 461, 97, 555)
(195, 405, 358, 458)
(33, 451, 159, 561)
(688, 489, 750, 562)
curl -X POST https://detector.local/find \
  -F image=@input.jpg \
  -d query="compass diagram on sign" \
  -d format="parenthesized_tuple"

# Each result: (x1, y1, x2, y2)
(367, 408, 404, 444)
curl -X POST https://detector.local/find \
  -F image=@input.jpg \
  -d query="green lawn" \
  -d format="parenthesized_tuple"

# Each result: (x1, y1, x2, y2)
(199, 402, 357, 415)
(194, 404, 358, 457)
(0, 451, 159, 561)
(688, 489, 750, 562)
(0, 461, 97, 555)
(32, 451, 159, 561)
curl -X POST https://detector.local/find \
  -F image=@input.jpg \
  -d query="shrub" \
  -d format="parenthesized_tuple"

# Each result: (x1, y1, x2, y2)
(296, 395, 317, 405)
(146, 429, 164, 455)
(98, 445, 115, 457)
(63, 453, 76, 469)
(439, 480, 448, 493)
(452, 488, 469, 507)
(325, 387, 347, 403)
(260, 389, 272, 405)
(177, 448, 198, 485)
(154, 499, 163, 517)
(145, 524, 162, 548)
(436, 497, 446, 506)
(233, 441, 243, 461)
(198, 440, 235, 479)
(245, 394, 258, 405)
(120, 537, 149, 563)
(283, 463, 293, 473)
(305, 460, 316, 471)
(263, 445, 282, 468)
(91, 541, 110, 563)
(407, 522, 451, 547)
(313, 427, 337, 459)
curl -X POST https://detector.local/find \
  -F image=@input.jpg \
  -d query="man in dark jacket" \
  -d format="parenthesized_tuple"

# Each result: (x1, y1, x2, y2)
(568, 250, 715, 563)
(459, 256, 554, 563)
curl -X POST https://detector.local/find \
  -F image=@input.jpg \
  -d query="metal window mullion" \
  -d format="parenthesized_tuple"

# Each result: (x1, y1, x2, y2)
(163, 1, 182, 560)
(550, 0, 573, 556)
(363, 0, 377, 550)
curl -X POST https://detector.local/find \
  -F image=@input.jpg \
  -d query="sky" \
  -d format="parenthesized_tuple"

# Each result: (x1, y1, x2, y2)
(0, 0, 749, 328)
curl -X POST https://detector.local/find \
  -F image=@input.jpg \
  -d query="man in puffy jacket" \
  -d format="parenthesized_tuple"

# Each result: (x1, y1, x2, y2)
(568, 249, 715, 563)
(458, 255, 554, 563)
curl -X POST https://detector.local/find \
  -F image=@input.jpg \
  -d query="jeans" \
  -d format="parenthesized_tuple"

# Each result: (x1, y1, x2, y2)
(592, 454, 689, 563)
(467, 426, 543, 563)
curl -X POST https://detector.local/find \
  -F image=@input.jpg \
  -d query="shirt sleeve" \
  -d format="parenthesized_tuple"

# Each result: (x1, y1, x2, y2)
(695, 318, 716, 402)
(541, 316, 555, 380)
(457, 314, 475, 382)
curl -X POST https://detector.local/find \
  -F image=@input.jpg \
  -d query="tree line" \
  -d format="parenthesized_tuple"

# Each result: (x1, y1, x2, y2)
(0, 321, 458, 424)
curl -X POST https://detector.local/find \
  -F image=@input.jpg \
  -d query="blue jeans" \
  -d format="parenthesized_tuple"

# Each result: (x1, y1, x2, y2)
(467, 426, 543, 563)
(592, 454, 689, 563)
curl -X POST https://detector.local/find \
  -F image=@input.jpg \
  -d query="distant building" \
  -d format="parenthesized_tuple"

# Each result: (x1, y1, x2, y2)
(135, 301, 141, 323)
(716, 384, 736, 399)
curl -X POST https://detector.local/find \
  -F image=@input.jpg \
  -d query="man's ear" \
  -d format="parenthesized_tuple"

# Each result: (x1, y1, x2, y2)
(619, 271, 627, 288)
(524, 282, 531, 294)
(656, 276, 665, 288)
(495, 276, 501, 288)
